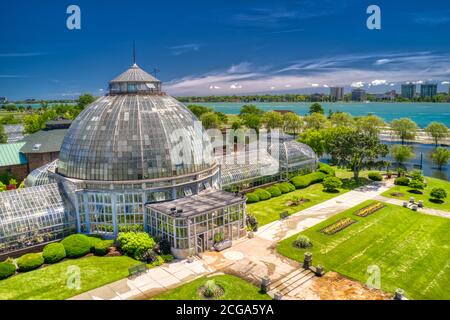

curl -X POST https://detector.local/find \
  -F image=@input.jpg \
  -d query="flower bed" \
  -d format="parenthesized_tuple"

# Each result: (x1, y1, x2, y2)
(354, 202, 385, 217)
(320, 218, 356, 235)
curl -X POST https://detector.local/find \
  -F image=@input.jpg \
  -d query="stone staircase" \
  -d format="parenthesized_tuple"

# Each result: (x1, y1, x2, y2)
(268, 268, 316, 298)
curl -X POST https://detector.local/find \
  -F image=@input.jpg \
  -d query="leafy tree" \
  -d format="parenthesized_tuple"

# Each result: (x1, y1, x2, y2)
(0, 123, 7, 144)
(304, 112, 329, 130)
(239, 104, 264, 117)
(283, 112, 303, 135)
(23, 114, 45, 134)
(309, 103, 324, 114)
(241, 113, 262, 134)
(355, 115, 385, 136)
(390, 145, 415, 166)
(298, 129, 326, 157)
(330, 112, 354, 127)
(430, 188, 447, 203)
(187, 104, 213, 119)
(408, 179, 424, 194)
(77, 93, 96, 109)
(391, 118, 418, 144)
(262, 111, 283, 132)
(425, 122, 449, 146)
(326, 129, 388, 180)
(231, 121, 242, 131)
(215, 111, 228, 124)
(431, 147, 450, 170)
(199, 112, 220, 129)
(322, 176, 342, 192)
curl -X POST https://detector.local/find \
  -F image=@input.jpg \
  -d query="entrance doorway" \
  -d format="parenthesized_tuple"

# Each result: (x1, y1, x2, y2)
(196, 233, 206, 254)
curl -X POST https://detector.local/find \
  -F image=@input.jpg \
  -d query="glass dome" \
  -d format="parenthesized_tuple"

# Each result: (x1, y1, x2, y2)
(58, 65, 216, 182)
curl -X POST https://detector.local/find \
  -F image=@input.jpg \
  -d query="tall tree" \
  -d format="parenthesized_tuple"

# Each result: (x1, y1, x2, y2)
(309, 103, 324, 114)
(327, 128, 388, 180)
(355, 115, 386, 136)
(199, 112, 221, 129)
(304, 112, 329, 130)
(241, 113, 262, 134)
(298, 129, 326, 157)
(262, 111, 283, 132)
(239, 104, 264, 117)
(283, 112, 303, 135)
(77, 93, 96, 109)
(391, 118, 418, 144)
(431, 147, 450, 170)
(425, 122, 449, 146)
(330, 112, 354, 127)
(390, 145, 415, 166)
(0, 123, 7, 144)
(187, 104, 213, 119)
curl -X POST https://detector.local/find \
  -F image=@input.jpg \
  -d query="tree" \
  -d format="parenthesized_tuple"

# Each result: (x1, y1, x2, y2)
(390, 144, 415, 166)
(431, 147, 450, 170)
(309, 103, 324, 114)
(391, 118, 418, 144)
(283, 112, 303, 135)
(241, 113, 262, 134)
(262, 111, 283, 132)
(304, 112, 329, 130)
(187, 104, 213, 119)
(239, 104, 264, 117)
(330, 112, 354, 127)
(430, 188, 447, 203)
(199, 112, 220, 129)
(23, 114, 45, 134)
(215, 111, 228, 124)
(355, 115, 385, 136)
(0, 123, 7, 144)
(327, 129, 388, 180)
(425, 122, 449, 146)
(231, 121, 242, 131)
(298, 129, 326, 157)
(77, 93, 96, 109)
(322, 176, 342, 192)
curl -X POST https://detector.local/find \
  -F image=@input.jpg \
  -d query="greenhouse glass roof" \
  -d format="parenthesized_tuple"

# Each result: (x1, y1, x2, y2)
(24, 160, 58, 187)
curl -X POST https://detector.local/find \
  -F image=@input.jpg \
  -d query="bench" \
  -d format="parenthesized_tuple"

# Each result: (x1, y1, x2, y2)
(128, 262, 147, 277)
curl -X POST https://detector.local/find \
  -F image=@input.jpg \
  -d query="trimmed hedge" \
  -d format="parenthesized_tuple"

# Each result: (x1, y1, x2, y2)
(94, 240, 114, 256)
(17, 253, 44, 272)
(394, 176, 410, 186)
(0, 262, 16, 279)
(246, 192, 260, 203)
(266, 186, 282, 197)
(368, 172, 383, 181)
(276, 183, 290, 194)
(254, 188, 272, 201)
(61, 234, 92, 258)
(318, 163, 335, 176)
(282, 182, 296, 192)
(88, 236, 102, 252)
(42, 242, 66, 264)
(291, 172, 325, 189)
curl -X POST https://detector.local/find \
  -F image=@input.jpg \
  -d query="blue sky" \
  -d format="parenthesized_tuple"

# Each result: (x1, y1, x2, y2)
(1, 0, 450, 99)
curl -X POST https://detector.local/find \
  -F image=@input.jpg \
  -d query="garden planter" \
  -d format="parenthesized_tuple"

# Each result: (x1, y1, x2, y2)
(214, 240, 232, 251)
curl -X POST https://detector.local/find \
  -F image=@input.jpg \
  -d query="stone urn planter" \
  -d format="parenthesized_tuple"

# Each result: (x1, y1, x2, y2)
(403, 202, 408, 208)
(418, 200, 424, 208)
(214, 239, 232, 252)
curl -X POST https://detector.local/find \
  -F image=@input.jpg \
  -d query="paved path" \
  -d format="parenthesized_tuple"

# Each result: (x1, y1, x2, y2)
(374, 195, 450, 219)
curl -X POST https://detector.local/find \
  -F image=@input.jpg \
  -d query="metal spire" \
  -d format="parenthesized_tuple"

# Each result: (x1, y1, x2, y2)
(133, 41, 136, 65)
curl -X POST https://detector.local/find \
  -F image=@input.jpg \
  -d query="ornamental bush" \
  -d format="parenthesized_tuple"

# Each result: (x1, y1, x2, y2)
(88, 236, 102, 253)
(322, 176, 342, 192)
(61, 234, 92, 258)
(318, 163, 335, 176)
(161, 254, 175, 263)
(409, 170, 424, 182)
(0, 262, 16, 279)
(94, 240, 114, 256)
(430, 188, 447, 202)
(266, 186, 282, 197)
(254, 188, 271, 201)
(394, 176, 410, 186)
(42, 242, 66, 264)
(246, 192, 260, 203)
(409, 179, 425, 193)
(276, 183, 290, 194)
(282, 182, 296, 192)
(17, 253, 44, 272)
(368, 172, 383, 181)
(117, 232, 156, 261)
(291, 172, 325, 189)
(293, 235, 312, 249)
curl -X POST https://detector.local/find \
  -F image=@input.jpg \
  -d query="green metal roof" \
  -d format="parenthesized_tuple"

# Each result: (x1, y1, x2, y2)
(0, 142, 28, 167)
(19, 129, 68, 154)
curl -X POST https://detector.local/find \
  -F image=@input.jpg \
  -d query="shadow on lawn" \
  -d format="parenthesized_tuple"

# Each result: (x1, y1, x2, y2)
(341, 178, 371, 190)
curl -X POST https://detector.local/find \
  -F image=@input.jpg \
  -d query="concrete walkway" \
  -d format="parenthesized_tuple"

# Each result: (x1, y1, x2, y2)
(374, 195, 450, 219)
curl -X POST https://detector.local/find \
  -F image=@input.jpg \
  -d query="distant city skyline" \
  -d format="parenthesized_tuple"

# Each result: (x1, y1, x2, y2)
(1, 0, 450, 100)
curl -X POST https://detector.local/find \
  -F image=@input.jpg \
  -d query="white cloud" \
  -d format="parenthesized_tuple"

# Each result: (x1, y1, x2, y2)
(168, 44, 200, 56)
(441, 81, 450, 84)
(228, 62, 252, 74)
(413, 80, 424, 84)
(209, 85, 221, 90)
(230, 83, 243, 89)
(323, 84, 329, 88)
(351, 81, 365, 88)
(374, 59, 391, 65)
(311, 83, 319, 87)
(371, 79, 388, 86)
(285, 84, 291, 88)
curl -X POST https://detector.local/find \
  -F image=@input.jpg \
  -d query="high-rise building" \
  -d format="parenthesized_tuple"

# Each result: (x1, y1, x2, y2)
(351, 88, 366, 101)
(0, 97, 7, 104)
(401, 83, 416, 99)
(420, 83, 438, 98)
(329, 87, 344, 101)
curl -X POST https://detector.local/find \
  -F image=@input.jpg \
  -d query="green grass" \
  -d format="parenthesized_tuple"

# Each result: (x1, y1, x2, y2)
(0, 256, 141, 300)
(277, 201, 450, 300)
(153, 274, 271, 300)
(0, 110, 27, 124)
(382, 176, 450, 212)
(247, 175, 370, 226)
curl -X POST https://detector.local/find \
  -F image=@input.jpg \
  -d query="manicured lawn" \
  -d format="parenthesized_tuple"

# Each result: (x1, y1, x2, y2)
(153, 274, 271, 300)
(382, 176, 450, 212)
(0, 256, 141, 300)
(277, 201, 450, 300)
(247, 176, 370, 226)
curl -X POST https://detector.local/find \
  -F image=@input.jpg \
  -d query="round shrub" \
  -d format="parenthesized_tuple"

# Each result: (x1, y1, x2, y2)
(294, 235, 312, 249)
(276, 183, 290, 194)
(17, 253, 44, 272)
(0, 262, 16, 279)
(318, 163, 335, 176)
(94, 240, 113, 256)
(61, 234, 92, 258)
(254, 188, 271, 201)
(394, 176, 410, 186)
(283, 182, 296, 192)
(368, 172, 383, 181)
(322, 176, 342, 192)
(430, 188, 447, 202)
(408, 179, 425, 193)
(42, 242, 66, 264)
(88, 236, 102, 252)
(266, 186, 282, 197)
(117, 232, 156, 261)
(246, 192, 260, 203)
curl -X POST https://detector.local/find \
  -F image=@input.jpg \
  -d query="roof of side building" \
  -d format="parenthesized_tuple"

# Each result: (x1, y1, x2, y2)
(0, 142, 28, 166)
